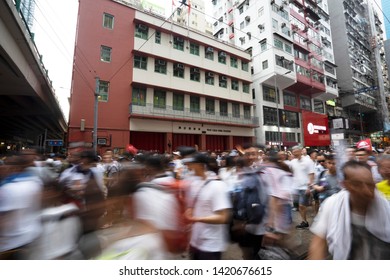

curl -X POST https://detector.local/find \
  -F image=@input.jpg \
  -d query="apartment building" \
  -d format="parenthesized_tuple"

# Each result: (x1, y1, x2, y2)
(67, 0, 254, 154)
(211, 0, 337, 148)
(328, 0, 389, 145)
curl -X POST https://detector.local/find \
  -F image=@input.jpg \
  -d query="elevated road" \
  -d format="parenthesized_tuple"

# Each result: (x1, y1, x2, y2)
(0, 0, 67, 151)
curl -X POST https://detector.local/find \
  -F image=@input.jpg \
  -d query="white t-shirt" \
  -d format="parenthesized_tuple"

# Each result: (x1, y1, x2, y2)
(189, 178, 232, 252)
(289, 156, 315, 191)
(133, 181, 178, 231)
(0, 173, 43, 252)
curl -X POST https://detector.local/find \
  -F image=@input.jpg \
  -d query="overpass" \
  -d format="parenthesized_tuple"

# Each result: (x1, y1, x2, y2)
(0, 0, 67, 153)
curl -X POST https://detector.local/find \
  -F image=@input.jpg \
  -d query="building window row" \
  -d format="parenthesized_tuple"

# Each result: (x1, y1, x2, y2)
(133, 56, 250, 92)
(131, 87, 251, 119)
(263, 106, 299, 128)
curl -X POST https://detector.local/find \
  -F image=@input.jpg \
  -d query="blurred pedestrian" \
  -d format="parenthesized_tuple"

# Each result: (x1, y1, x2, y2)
(0, 153, 43, 259)
(309, 160, 390, 259)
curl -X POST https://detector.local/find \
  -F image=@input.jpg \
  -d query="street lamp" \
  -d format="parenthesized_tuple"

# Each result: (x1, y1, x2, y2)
(274, 70, 292, 151)
(93, 77, 100, 153)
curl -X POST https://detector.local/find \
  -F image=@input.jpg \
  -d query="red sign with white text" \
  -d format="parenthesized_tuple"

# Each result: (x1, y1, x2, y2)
(302, 111, 330, 147)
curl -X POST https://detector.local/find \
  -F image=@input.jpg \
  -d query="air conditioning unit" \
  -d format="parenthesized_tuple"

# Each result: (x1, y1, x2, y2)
(207, 72, 214, 78)
(221, 76, 227, 81)
(206, 46, 214, 53)
(192, 68, 200, 73)
(303, 38, 309, 43)
(279, 56, 285, 61)
(157, 59, 166, 65)
(176, 63, 184, 69)
(281, 22, 286, 28)
(245, 15, 250, 22)
(219, 51, 227, 57)
(258, 24, 265, 29)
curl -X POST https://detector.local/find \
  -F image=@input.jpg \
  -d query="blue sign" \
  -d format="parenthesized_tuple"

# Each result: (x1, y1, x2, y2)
(47, 140, 63, 146)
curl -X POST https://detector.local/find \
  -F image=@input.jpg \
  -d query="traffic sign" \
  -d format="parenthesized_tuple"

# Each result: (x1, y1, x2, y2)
(47, 140, 63, 146)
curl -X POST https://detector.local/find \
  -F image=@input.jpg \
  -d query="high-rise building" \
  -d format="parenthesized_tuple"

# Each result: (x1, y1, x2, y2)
(67, 0, 255, 154)
(20, 0, 35, 30)
(381, 0, 390, 40)
(211, 0, 337, 148)
(328, 0, 389, 145)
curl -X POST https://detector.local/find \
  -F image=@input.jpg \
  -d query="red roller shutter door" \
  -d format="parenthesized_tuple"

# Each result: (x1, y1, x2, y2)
(206, 135, 227, 152)
(172, 134, 200, 150)
(130, 131, 165, 153)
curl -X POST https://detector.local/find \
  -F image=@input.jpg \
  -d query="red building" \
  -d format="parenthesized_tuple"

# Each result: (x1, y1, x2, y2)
(68, 0, 255, 154)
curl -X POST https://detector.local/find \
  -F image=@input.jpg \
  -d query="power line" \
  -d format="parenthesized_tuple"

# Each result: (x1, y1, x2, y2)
(108, 6, 180, 82)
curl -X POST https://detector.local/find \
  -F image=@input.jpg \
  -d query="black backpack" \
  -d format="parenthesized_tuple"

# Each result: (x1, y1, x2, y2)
(231, 169, 268, 224)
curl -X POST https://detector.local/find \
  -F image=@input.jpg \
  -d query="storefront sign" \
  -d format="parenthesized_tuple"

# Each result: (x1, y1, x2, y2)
(302, 111, 330, 147)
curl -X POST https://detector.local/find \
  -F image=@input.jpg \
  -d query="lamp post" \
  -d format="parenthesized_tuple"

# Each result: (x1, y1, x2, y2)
(93, 77, 100, 153)
(274, 70, 292, 151)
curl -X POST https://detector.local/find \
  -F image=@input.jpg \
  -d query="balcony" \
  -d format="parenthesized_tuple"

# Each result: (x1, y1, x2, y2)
(129, 103, 259, 127)
(341, 92, 377, 113)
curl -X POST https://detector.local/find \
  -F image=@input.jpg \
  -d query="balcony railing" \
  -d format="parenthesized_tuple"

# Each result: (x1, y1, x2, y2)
(129, 103, 259, 126)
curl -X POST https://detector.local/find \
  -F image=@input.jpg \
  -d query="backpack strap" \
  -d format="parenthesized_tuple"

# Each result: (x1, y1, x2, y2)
(191, 178, 220, 208)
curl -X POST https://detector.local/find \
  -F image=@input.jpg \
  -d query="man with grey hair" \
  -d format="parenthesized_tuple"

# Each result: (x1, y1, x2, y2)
(289, 145, 315, 229)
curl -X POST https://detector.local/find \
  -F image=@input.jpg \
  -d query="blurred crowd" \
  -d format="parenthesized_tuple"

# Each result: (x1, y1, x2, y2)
(0, 142, 389, 260)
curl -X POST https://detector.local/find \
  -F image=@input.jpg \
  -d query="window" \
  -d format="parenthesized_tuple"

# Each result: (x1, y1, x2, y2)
(219, 76, 227, 88)
(100, 46, 111, 62)
(173, 37, 184, 51)
(173, 93, 184, 111)
(280, 110, 299, 128)
(205, 72, 214, 85)
(205, 46, 214, 60)
(154, 59, 167, 74)
(173, 63, 185, 78)
(206, 99, 215, 114)
(231, 80, 239, 91)
(272, 18, 278, 30)
(134, 55, 147, 70)
(300, 95, 312, 110)
(263, 106, 277, 125)
(98, 80, 109, 102)
(232, 103, 240, 118)
(243, 83, 250, 93)
(190, 96, 200, 113)
(242, 61, 249, 71)
(260, 39, 267, 52)
(262, 60, 268, 69)
(314, 99, 325, 114)
(276, 55, 294, 71)
(283, 92, 297, 107)
(265, 131, 281, 143)
(103, 13, 114, 29)
(190, 67, 200, 82)
(218, 51, 227, 64)
(135, 23, 148, 39)
(263, 85, 278, 103)
(285, 44, 292, 54)
(154, 90, 166, 109)
(155, 31, 161, 44)
(190, 42, 199, 55)
(132, 87, 146, 106)
(244, 105, 251, 119)
(230, 57, 238, 68)
(220, 101, 228, 116)
(274, 38, 283, 50)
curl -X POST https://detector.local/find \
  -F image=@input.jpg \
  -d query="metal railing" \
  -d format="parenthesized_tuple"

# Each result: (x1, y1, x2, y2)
(130, 103, 259, 126)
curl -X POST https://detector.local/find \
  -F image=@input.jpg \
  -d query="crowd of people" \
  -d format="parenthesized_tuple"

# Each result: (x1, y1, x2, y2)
(0, 142, 390, 260)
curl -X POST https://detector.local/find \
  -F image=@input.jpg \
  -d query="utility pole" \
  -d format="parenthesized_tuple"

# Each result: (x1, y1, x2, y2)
(274, 70, 292, 151)
(93, 77, 99, 153)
